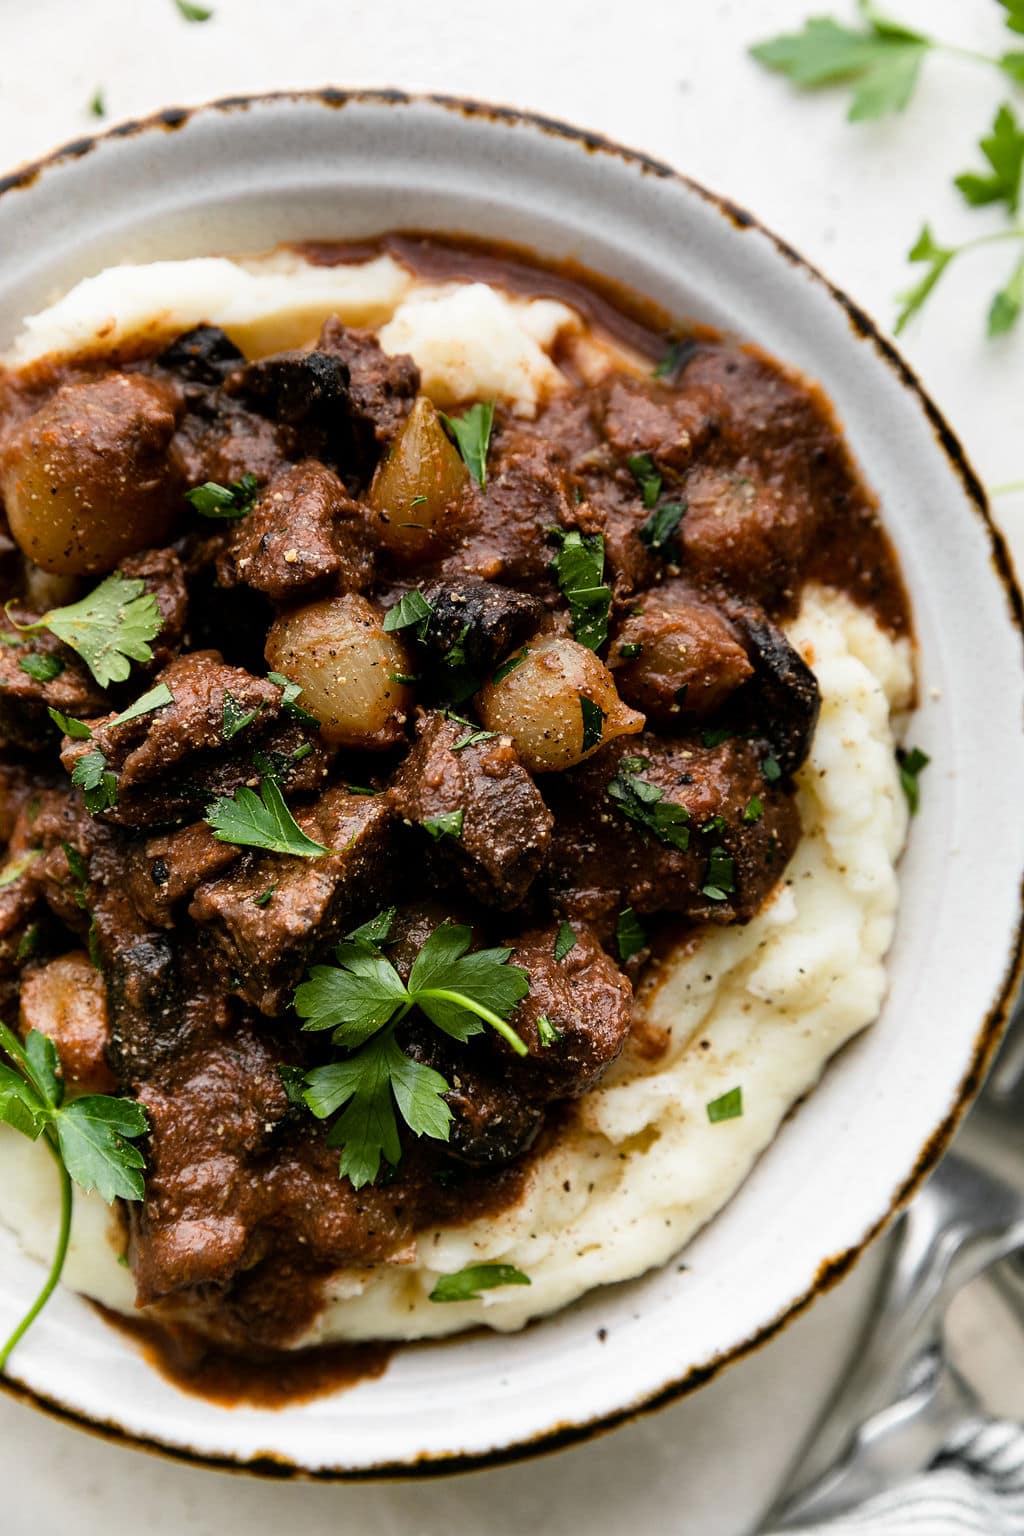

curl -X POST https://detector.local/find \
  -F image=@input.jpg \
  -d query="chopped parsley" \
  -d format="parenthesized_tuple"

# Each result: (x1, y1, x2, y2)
(222, 690, 260, 742)
(441, 401, 495, 487)
(47, 707, 92, 741)
(420, 809, 464, 841)
(110, 682, 174, 728)
(18, 653, 63, 684)
(253, 885, 277, 908)
(706, 1086, 744, 1124)
(627, 452, 662, 509)
(762, 755, 782, 784)
(743, 795, 764, 823)
(554, 921, 577, 962)
(382, 590, 433, 636)
(428, 1263, 531, 1303)
(606, 757, 691, 850)
(205, 777, 328, 858)
(185, 473, 258, 519)
(71, 749, 118, 815)
(89, 88, 106, 119)
(295, 922, 529, 1187)
(549, 528, 612, 652)
(174, 1, 214, 21)
(9, 572, 162, 689)
(579, 694, 606, 753)
(616, 907, 647, 962)
(653, 338, 698, 380)
(618, 642, 642, 660)
(266, 671, 320, 729)
(536, 1015, 562, 1048)
(639, 500, 686, 556)
(701, 846, 735, 903)
(897, 746, 930, 814)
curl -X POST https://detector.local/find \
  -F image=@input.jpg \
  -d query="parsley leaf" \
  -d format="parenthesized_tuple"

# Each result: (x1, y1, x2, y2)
(441, 401, 495, 487)
(1000, 0, 1024, 37)
(549, 528, 612, 652)
(707, 1086, 743, 1124)
(205, 777, 328, 857)
(174, 0, 213, 21)
(89, 88, 106, 119)
(990, 254, 1024, 336)
(71, 749, 118, 815)
(894, 225, 956, 333)
(13, 572, 162, 688)
(653, 338, 698, 380)
(18, 653, 63, 684)
(554, 921, 577, 962)
(0, 1022, 147, 1370)
(185, 473, 258, 518)
(47, 707, 92, 740)
(266, 670, 320, 729)
(536, 1015, 561, 1048)
(750, 11, 928, 121)
(955, 104, 1024, 215)
(421, 809, 464, 841)
(222, 690, 259, 742)
(639, 500, 686, 556)
(897, 745, 930, 813)
(429, 1263, 531, 1303)
(616, 907, 646, 962)
(0, 851, 39, 891)
(109, 682, 174, 728)
(627, 452, 662, 509)
(743, 794, 764, 824)
(579, 695, 606, 753)
(701, 846, 735, 903)
(383, 590, 434, 635)
(607, 758, 691, 850)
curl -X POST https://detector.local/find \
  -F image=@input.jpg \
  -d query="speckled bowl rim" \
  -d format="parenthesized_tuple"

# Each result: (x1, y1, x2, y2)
(0, 87, 1022, 1481)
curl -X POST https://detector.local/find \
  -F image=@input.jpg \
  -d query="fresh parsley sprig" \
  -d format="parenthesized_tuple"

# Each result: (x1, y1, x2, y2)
(441, 401, 495, 487)
(295, 918, 530, 1189)
(8, 573, 162, 689)
(0, 1022, 147, 1371)
(429, 1263, 531, 1303)
(185, 473, 258, 519)
(205, 777, 328, 857)
(606, 756, 691, 850)
(897, 219, 1024, 335)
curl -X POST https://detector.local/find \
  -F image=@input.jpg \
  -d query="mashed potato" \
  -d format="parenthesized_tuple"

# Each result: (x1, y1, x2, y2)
(0, 256, 913, 1342)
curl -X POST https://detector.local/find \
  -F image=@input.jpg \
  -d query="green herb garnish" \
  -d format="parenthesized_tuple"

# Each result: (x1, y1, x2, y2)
(0, 852, 40, 890)
(762, 756, 782, 784)
(9, 573, 162, 689)
(429, 1263, 531, 1303)
(627, 452, 662, 509)
(955, 103, 1024, 215)
(441, 401, 495, 487)
(616, 907, 646, 962)
(492, 647, 530, 684)
(549, 528, 612, 652)
(205, 777, 328, 857)
(222, 690, 259, 742)
(47, 708, 92, 741)
(421, 809, 464, 841)
(618, 642, 642, 660)
(750, 10, 930, 123)
(18, 654, 63, 684)
(579, 694, 606, 753)
(0, 1022, 147, 1372)
(743, 795, 764, 824)
(701, 847, 735, 903)
(71, 750, 118, 815)
(554, 921, 577, 962)
(607, 759, 691, 850)
(110, 682, 174, 728)
(185, 473, 258, 519)
(706, 1086, 743, 1124)
(536, 1015, 561, 1048)
(89, 88, 106, 118)
(382, 590, 433, 635)
(639, 501, 686, 556)
(174, 0, 213, 21)
(296, 922, 529, 1187)
(266, 670, 320, 729)
(897, 745, 930, 813)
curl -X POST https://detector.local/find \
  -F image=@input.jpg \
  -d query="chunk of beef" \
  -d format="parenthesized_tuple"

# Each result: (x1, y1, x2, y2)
(19, 951, 117, 1094)
(546, 734, 800, 930)
(216, 460, 375, 600)
(0, 615, 108, 751)
(725, 608, 821, 778)
(412, 578, 544, 701)
(189, 785, 396, 1014)
(599, 374, 700, 473)
(388, 712, 553, 910)
(170, 387, 286, 490)
(120, 547, 189, 671)
(0, 848, 43, 1014)
(126, 820, 241, 927)
(609, 587, 754, 726)
(681, 464, 816, 611)
(59, 651, 328, 827)
(317, 318, 420, 451)
(156, 325, 245, 386)
(0, 756, 38, 840)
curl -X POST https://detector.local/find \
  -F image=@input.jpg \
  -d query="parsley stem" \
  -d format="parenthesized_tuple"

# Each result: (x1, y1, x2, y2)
(0, 1132, 72, 1373)
(991, 480, 1024, 496)
(416, 989, 529, 1057)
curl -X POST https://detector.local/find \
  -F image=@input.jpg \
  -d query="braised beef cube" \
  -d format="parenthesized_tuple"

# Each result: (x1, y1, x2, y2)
(600, 376, 700, 473)
(0, 614, 108, 751)
(157, 325, 245, 385)
(609, 588, 754, 726)
(189, 786, 396, 1014)
(413, 578, 544, 701)
(399, 1020, 545, 1167)
(388, 712, 553, 909)
(104, 932, 182, 1084)
(171, 389, 286, 491)
(59, 651, 328, 827)
(127, 820, 241, 927)
(727, 609, 821, 777)
(317, 318, 420, 452)
(498, 923, 633, 1097)
(231, 349, 366, 481)
(547, 734, 800, 928)
(19, 951, 117, 1094)
(120, 547, 189, 671)
(0, 756, 45, 840)
(217, 460, 375, 600)
(0, 856, 43, 1012)
(681, 464, 817, 611)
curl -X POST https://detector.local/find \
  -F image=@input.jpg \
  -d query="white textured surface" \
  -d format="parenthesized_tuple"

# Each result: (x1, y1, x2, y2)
(0, 1, 1019, 1532)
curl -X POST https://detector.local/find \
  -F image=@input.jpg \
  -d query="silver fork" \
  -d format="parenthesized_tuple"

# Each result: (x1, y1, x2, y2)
(762, 1012, 1024, 1531)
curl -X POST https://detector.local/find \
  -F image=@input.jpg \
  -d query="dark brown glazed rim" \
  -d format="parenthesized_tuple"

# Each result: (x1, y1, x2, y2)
(1, 87, 1023, 1482)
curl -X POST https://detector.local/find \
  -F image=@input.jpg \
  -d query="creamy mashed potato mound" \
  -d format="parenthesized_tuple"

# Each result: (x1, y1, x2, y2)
(0, 256, 913, 1342)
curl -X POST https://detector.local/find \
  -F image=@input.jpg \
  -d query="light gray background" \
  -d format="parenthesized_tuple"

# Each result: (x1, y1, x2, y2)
(0, 2, 1022, 1531)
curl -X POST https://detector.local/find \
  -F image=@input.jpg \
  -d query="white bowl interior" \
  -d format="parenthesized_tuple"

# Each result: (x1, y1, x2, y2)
(0, 94, 1022, 1472)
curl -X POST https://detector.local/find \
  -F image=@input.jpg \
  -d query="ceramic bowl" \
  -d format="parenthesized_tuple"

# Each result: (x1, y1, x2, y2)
(0, 91, 1022, 1477)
